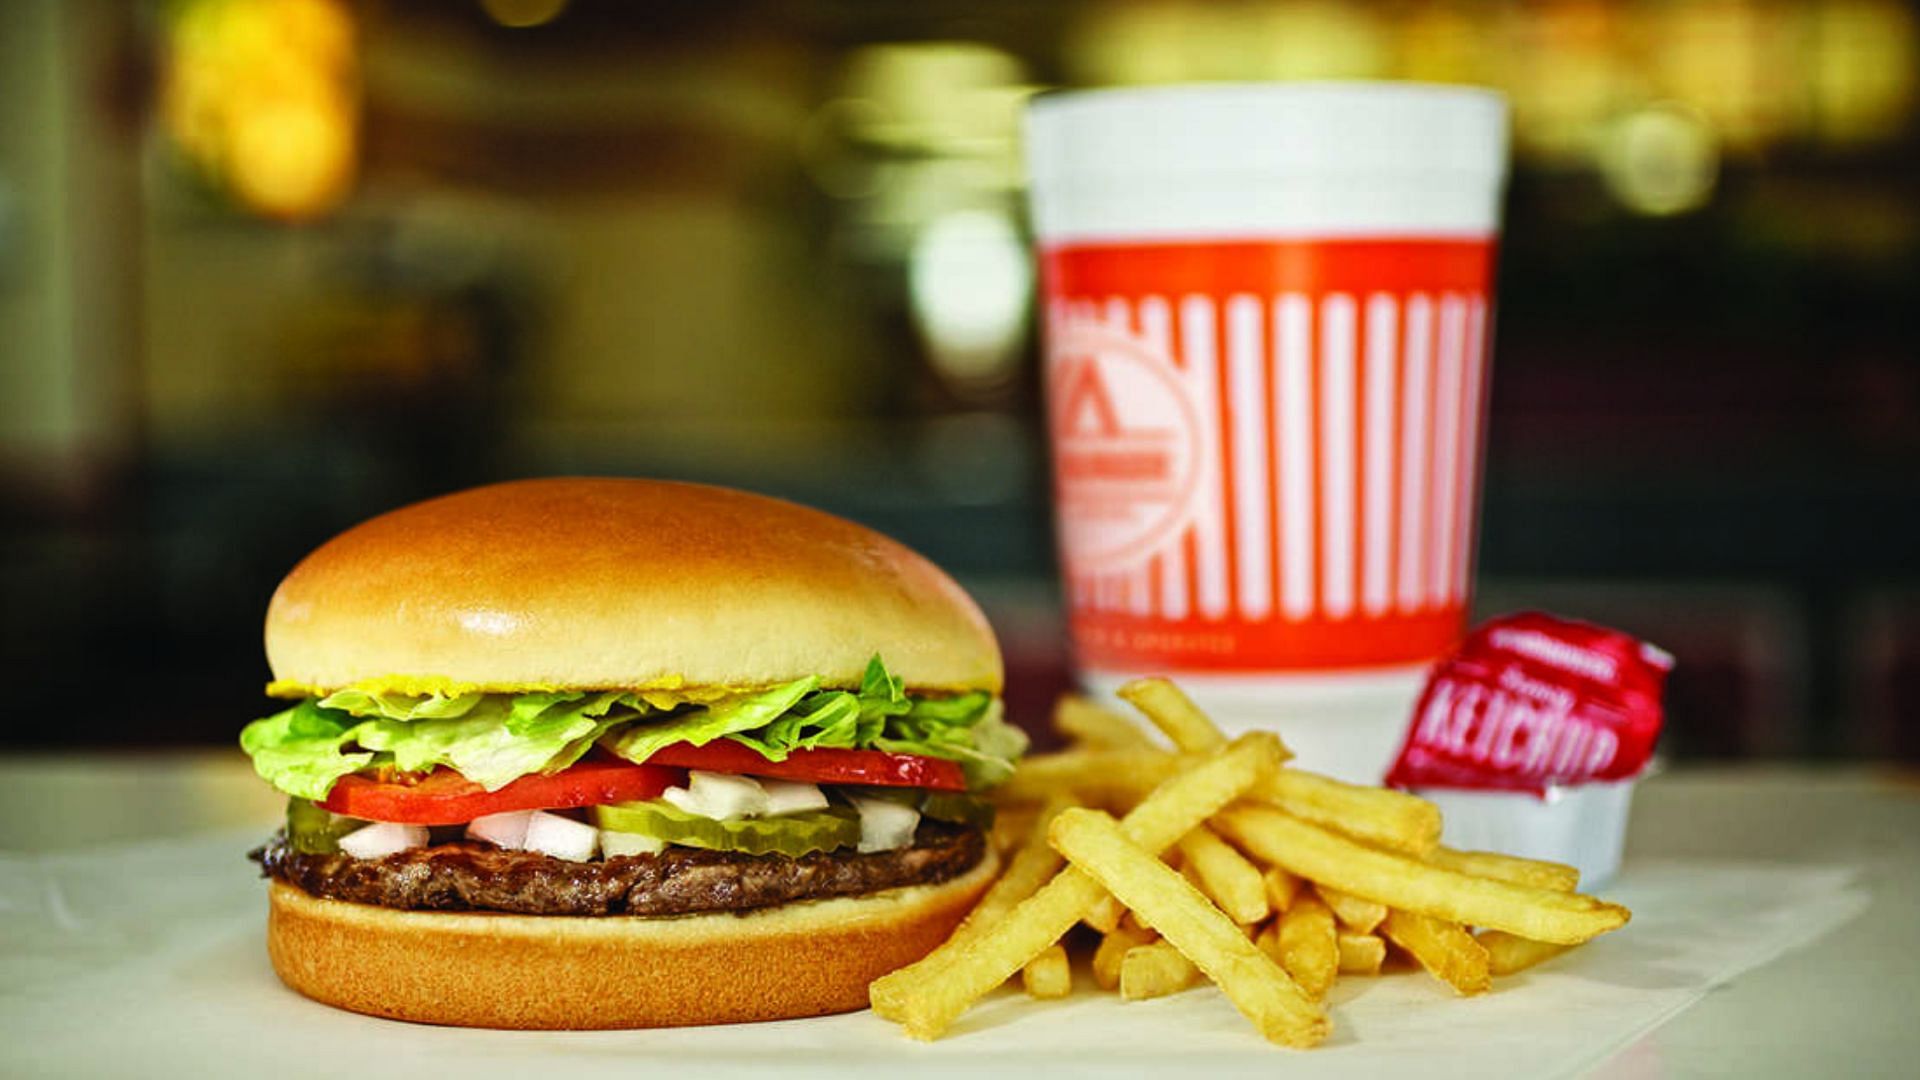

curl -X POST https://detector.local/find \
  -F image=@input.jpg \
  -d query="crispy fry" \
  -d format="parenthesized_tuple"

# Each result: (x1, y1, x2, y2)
(1177, 824, 1271, 925)
(948, 795, 1076, 948)
(1083, 893, 1125, 934)
(1381, 909, 1491, 995)
(1021, 943, 1072, 999)
(989, 802, 1040, 855)
(1274, 891, 1339, 999)
(868, 733, 1286, 1038)
(1214, 804, 1631, 945)
(994, 749, 1188, 805)
(1480, 930, 1576, 975)
(1049, 808, 1328, 1049)
(1118, 678, 1230, 753)
(1336, 931, 1387, 975)
(1093, 924, 1156, 991)
(1263, 865, 1303, 912)
(1253, 770, 1442, 856)
(1055, 694, 1158, 750)
(1429, 847, 1580, 893)
(1314, 882, 1388, 935)
(1120, 939, 1199, 1000)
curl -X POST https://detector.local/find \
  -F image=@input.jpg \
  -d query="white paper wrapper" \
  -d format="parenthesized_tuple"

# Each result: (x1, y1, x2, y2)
(0, 827, 1868, 1079)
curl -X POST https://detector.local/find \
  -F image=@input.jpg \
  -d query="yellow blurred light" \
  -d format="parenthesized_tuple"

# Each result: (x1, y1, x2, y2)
(161, 0, 359, 220)
(1809, 0, 1918, 144)
(1598, 103, 1719, 216)
(909, 209, 1032, 387)
(479, 0, 569, 30)
(228, 98, 356, 221)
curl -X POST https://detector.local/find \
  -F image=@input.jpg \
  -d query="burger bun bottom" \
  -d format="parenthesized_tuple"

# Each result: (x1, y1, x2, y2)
(265, 849, 997, 1029)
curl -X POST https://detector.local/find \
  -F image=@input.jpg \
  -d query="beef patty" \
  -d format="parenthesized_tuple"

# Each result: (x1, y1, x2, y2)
(251, 821, 985, 917)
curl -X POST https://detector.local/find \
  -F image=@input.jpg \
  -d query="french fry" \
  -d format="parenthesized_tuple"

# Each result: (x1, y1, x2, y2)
(1120, 939, 1199, 1000)
(1429, 847, 1580, 893)
(1021, 944, 1072, 999)
(1336, 931, 1387, 975)
(1055, 694, 1158, 750)
(1213, 804, 1631, 945)
(1049, 808, 1329, 1049)
(869, 733, 1286, 1038)
(1093, 924, 1156, 991)
(1254, 770, 1443, 856)
(989, 802, 1040, 854)
(1314, 882, 1388, 935)
(1118, 677, 1230, 753)
(1177, 825, 1270, 925)
(1381, 909, 1491, 995)
(1480, 930, 1576, 975)
(1083, 893, 1125, 934)
(1263, 865, 1303, 912)
(994, 749, 1188, 805)
(948, 794, 1075, 947)
(1274, 891, 1339, 1000)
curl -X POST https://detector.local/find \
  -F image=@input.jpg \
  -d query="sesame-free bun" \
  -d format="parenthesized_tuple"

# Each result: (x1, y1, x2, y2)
(265, 478, 1002, 697)
(265, 850, 997, 1029)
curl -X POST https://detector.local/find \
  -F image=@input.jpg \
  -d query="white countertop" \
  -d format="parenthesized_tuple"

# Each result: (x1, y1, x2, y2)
(2, 753, 1915, 1077)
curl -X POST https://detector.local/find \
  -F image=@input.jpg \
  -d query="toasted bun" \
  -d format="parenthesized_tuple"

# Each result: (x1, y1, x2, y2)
(265, 851, 996, 1028)
(265, 478, 1001, 696)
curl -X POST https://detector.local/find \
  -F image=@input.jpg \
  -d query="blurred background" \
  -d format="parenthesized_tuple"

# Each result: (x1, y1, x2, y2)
(2, 0, 1915, 759)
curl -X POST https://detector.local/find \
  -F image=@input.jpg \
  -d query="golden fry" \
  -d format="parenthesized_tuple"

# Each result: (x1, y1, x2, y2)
(1120, 939, 1199, 1001)
(1253, 770, 1443, 856)
(1429, 847, 1580, 893)
(995, 749, 1187, 805)
(1055, 694, 1158, 750)
(869, 733, 1286, 1039)
(1118, 678, 1230, 753)
(1275, 891, 1339, 1000)
(1215, 804, 1630, 945)
(1314, 882, 1387, 935)
(1049, 807, 1329, 1049)
(1336, 931, 1387, 975)
(1480, 930, 1576, 975)
(948, 794, 1075, 948)
(1177, 824, 1271, 925)
(1381, 909, 1491, 995)
(1021, 943, 1072, 999)
(1083, 893, 1124, 934)
(1263, 865, 1303, 912)
(1094, 924, 1156, 991)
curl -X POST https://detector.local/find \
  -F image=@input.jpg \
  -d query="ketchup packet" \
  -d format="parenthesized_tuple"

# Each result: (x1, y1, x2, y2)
(1385, 612, 1672, 796)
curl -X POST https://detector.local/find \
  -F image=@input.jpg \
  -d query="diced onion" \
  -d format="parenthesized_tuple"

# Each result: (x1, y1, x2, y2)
(848, 795, 920, 853)
(465, 810, 534, 850)
(760, 779, 828, 816)
(338, 821, 430, 859)
(523, 810, 599, 862)
(662, 771, 770, 820)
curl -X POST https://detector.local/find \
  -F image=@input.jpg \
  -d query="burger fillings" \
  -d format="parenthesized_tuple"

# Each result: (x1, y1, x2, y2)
(235, 478, 1021, 1029)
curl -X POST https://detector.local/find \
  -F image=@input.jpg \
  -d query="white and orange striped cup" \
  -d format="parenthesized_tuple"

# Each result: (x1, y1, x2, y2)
(1027, 83, 1510, 781)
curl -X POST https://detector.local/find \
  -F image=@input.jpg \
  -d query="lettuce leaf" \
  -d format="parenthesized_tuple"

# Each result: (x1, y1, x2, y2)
(600, 677, 820, 766)
(240, 656, 1025, 799)
(238, 701, 375, 802)
(352, 692, 635, 792)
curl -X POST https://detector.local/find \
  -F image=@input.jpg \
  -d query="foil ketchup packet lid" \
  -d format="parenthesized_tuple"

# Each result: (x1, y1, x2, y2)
(1385, 612, 1673, 796)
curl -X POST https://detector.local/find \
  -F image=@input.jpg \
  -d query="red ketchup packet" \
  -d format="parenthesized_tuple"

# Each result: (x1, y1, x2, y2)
(1385, 612, 1672, 796)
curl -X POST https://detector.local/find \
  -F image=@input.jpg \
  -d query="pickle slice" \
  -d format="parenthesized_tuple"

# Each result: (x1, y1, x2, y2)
(286, 798, 366, 855)
(592, 801, 860, 857)
(839, 787, 995, 831)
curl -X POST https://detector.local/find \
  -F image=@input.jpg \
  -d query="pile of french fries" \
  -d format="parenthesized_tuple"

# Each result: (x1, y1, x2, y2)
(869, 679, 1631, 1048)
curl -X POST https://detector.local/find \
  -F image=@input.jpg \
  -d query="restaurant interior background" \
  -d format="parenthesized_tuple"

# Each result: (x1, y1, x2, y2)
(2, 0, 1915, 762)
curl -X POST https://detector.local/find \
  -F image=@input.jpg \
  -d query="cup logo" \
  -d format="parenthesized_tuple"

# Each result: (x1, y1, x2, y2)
(1049, 320, 1202, 570)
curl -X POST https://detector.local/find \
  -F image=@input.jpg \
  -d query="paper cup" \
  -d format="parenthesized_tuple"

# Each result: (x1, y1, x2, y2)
(1028, 83, 1511, 781)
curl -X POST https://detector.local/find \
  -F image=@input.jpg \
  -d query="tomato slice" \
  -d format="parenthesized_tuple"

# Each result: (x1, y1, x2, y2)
(319, 760, 681, 825)
(641, 741, 968, 792)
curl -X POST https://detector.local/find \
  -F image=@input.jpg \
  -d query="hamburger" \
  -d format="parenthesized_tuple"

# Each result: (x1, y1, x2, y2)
(240, 478, 1022, 1028)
